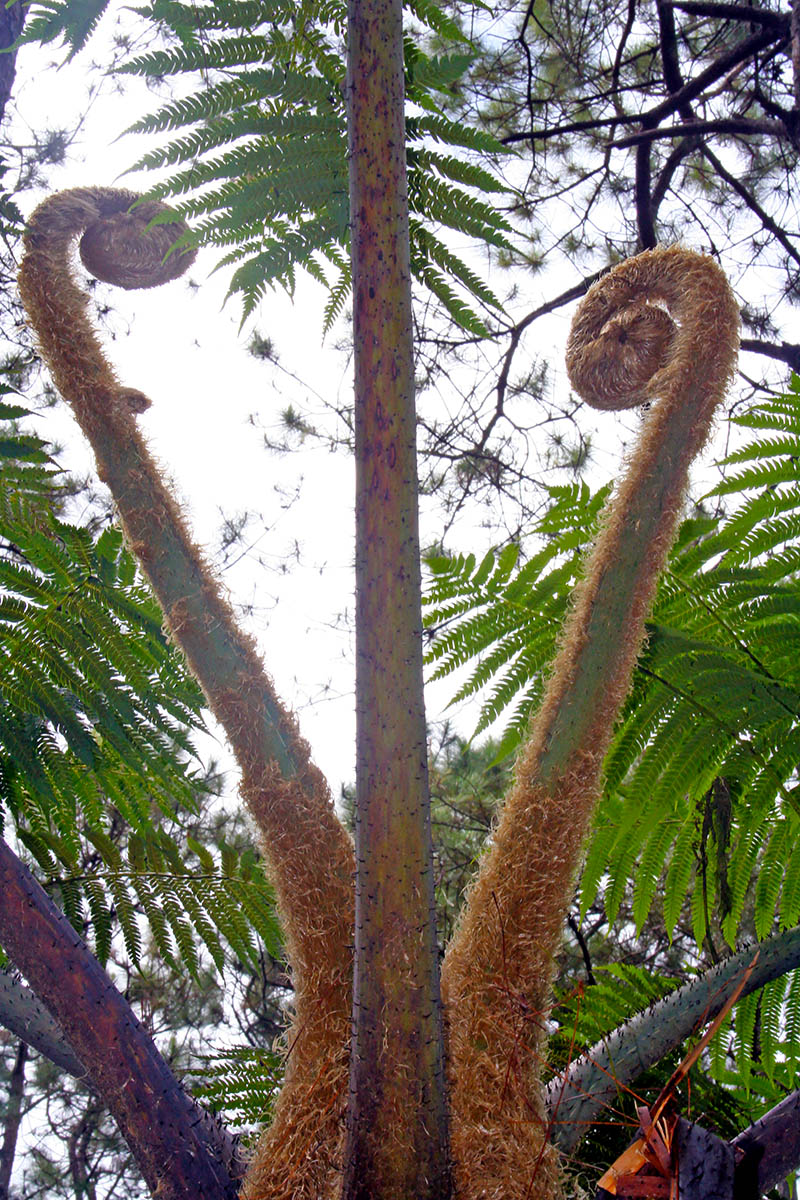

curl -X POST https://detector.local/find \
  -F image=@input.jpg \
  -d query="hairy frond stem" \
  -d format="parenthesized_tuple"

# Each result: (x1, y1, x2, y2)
(18, 187, 355, 1200)
(442, 246, 739, 1200)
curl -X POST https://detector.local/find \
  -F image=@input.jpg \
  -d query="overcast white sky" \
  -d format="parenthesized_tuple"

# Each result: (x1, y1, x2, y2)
(8, 32, 372, 798)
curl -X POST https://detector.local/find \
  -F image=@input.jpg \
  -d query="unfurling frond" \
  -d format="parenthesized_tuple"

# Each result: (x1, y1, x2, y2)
(427, 381, 800, 963)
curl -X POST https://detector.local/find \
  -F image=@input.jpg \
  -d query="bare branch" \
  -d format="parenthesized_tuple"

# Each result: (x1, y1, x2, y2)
(701, 144, 800, 267)
(644, 26, 781, 124)
(741, 336, 800, 372)
(664, 1, 790, 31)
(613, 115, 786, 146)
(494, 268, 608, 419)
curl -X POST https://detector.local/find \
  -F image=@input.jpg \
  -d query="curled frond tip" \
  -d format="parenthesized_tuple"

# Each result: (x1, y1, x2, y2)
(566, 245, 739, 412)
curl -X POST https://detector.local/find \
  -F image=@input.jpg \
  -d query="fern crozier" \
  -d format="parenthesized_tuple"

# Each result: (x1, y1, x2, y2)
(442, 246, 739, 1200)
(18, 187, 355, 1200)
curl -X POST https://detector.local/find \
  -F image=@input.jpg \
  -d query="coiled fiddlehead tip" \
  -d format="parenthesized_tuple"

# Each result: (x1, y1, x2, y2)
(19, 188, 197, 418)
(78, 198, 197, 291)
(566, 245, 739, 413)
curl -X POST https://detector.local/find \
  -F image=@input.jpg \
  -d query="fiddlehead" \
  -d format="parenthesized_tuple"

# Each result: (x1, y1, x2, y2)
(441, 246, 739, 1200)
(78, 198, 196, 290)
(19, 188, 355, 1200)
(19, 188, 196, 415)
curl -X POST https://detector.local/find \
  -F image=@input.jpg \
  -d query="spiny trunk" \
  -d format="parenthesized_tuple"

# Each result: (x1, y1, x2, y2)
(341, 0, 451, 1194)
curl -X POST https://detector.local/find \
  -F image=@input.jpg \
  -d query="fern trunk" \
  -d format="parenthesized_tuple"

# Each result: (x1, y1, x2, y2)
(0, 970, 84, 1076)
(0, 837, 241, 1199)
(548, 923, 800, 1152)
(733, 1086, 800, 1194)
(341, 0, 451, 1195)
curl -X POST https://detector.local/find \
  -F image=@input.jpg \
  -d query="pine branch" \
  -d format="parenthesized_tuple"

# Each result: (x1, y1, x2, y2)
(613, 116, 786, 146)
(663, 1, 789, 31)
(701, 145, 800, 268)
(740, 337, 800, 371)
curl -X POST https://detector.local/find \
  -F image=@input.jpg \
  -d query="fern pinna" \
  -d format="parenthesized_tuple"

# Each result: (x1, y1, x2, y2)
(22, 0, 514, 334)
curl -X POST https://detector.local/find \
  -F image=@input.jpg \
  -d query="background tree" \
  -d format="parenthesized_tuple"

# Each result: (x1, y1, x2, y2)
(448, 0, 800, 371)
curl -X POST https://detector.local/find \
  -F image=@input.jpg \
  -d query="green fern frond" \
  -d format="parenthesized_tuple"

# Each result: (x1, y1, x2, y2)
(711, 458, 800, 496)
(137, 0, 274, 37)
(408, 172, 511, 249)
(0, 412, 237, 965)
(780, 835, 800, 928)
(548, 963, 679, 1070)
(734, 989, 759, 1091)
(410, 221, 504, 313)
(722, 433, 800, 467)
(19, 0, 110, 56)
(407, 113, 511, 155)
(726, 376, 800, 435)
(120, 34, 275, 77)
(410, 148, 507, 195)
(411, 260, 491, 336)
(662, 818, 696, 937)
(404, 0, 466, 42)
(189, 1046, 283, 1128)
(754, 822, 791, 939)
(407, 51, 475, 97)
(423, 483, 606, 751)
(784, 969, 800, 1072)
(322, 251, 352, 333)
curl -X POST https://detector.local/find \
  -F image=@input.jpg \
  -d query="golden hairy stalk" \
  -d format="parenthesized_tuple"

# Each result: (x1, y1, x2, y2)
(441, 246, 739, 1200)
(18, 188, 354, 1200)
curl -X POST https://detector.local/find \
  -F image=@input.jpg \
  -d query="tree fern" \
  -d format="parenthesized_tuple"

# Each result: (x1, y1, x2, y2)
(20, 0, 108, 57)
(424, 483, 608, 757)
(548, 962, 680, 1071)
(0, 405, 283, 975)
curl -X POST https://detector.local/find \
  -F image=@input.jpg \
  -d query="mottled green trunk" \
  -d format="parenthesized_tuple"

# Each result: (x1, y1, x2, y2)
(342, 0, 451, 1196)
